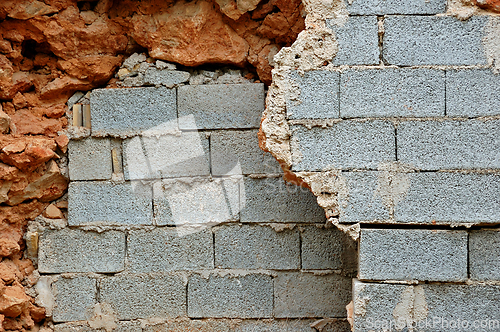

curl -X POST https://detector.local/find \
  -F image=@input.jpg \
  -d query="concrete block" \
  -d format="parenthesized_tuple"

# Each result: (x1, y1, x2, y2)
(337, 171, 390, 223)
(54, 321, 142, 332)
(290, 120, 395, 171)
(143, 319, 232, 332)
(100, 274, 186, 320)
(397, 119, 500, 170)
(240, 177, 325, 223)
(39, 229, 125, 273)
(214, 224, 300, 270)
(127, 228, 214, 272)
(143, 68, 190, 87)
(353, 281, 500, 331)
(447, 69, 500, 117)
(178, 84, 264, 130)
(328, 16, 379, 66)
(68, 181, 153, 225)
(345, 0, 446, 14)
(211, 130, 282, 176)
(53, 276, 96, 322)
(340, 68, 445, 118)
(68, 138, 112, 181)
(470, 230, 500, 281)
(234, 319, 347, 332)
(123, 132, 210, 180)
(90, 87, 177, 137)
(286, 70, 339, 120)
(153, 177, 240, 226)
(301, 225, 357, 271)
(395, 172, 500, 223)
(383, 16, 489, 66)
(188, 273, 273, 318)
(274, 272, 351, 318)
(359, 228, 467, 282)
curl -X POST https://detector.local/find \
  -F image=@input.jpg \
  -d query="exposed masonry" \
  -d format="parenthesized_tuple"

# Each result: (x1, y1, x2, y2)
(31, 60, 356, 332)
(259, 0, 500, 330)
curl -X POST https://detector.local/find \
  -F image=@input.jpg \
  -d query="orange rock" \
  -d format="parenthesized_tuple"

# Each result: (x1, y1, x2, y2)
(0, 163, 17, 181)
(29, 304, 45, 322)
(0, 239, 20, 258)
(57, 55, 123, 85)
(6, 0, 58, 20)
(475, 0, 500, 12)
(132, 0, 249, 66)
(0, 283, 30, 318)
(0, 144, 55, 172)
(9, 109, 64, 136)
(55, 134, 69, 153)
(0, 109, 11, 134)
(0, 261, 21, 283)
(11, 93, 27, 110)
(42, 203, 64, 219)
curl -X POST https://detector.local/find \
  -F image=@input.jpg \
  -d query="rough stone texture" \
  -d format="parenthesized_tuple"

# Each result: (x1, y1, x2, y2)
(328, 16, 379, 66)
(301, 225, 357, 271)
(68, 138, 112, 181)
(68, 181, 153, 225)
(214, 224, 300, 269)
(52, 276, 96, 322)
(475, 0, 500, 12)
(211, 130, 282, 176)
(123, 132, 210, 180)
(383, 16, 488, 66)
(240, 177, 325, 223)
(446, 69, 500, 117)
(274, 272, 351, 318)
(127, 228, 214, 272)
(470, 230, 500, 281)
(359, 228, 468, 281)
(38, 229, 125, 273)
(340, 68, 445, 118)
(90, 87, 177, 137)
(54, 321, 142, 332)
(354, 281, 500, 332)
(100, 274, 186, 320)
(188, 274, 273, 318)
(397, 119, 500, 170)
(177, 84, 264, 130)
(396, 172, 500, 223)
(290, 121, 395, 171)
(153, 177, 240, 226)
(346, 0, 446, 14)
(287, 70, 340, 120)
(143, 68, 190, 87)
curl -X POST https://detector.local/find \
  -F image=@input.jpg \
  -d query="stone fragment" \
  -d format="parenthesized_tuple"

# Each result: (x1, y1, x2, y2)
(42, 204, 64, 219)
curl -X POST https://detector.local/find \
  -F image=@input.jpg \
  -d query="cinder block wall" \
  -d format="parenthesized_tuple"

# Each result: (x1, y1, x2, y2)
(36, 63, 357, 331)
(278, 0, 500, 331)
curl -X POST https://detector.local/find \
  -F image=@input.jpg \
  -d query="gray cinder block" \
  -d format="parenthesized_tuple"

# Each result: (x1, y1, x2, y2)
(127, 228, 214, 272)
(123, 132, 210, 180)
(383, 16, 489, 66)
(470, 230, 500, 281)
(177, 83, 264, 130)
(68, 181, 153, 225)
(301, 225, 357, 271)
(329, 16, 379, 66)
(340, 68, 445, 118)
(395, 172, 500, 223)
(52, 276, 97, 322)
(153, 177, 240, 226)
(240, 177, 325, 223)
(90, 87, 177, 137)
(346, 0, 446, 14)
(359, 228, 468, 282)
(100, 274, 186, 320)
(397, 119, 500, 170)
(290, 120, 395, 171)
(337, 171, 392, 223)
(286, 70, 340, 120)
(353, 281, 500, 331)
(447, 69, 500, 117)
(54, 321, 142, 332)
(274, 272, 351, 318)
(210, 130, 282, 176)
(188, 273, 273, 318)
(214, 224, 300, 270)
(68, 138, 112, 181)
(38, 229, 125, 273)
(143, 68, 190, 87)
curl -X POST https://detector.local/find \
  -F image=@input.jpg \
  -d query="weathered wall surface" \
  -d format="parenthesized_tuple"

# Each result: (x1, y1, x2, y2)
(259, 0, 500, 330)
(32, 59, 356, 331)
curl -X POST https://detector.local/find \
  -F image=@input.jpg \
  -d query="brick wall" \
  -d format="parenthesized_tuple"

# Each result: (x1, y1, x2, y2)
(35, 63, 356, 331)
